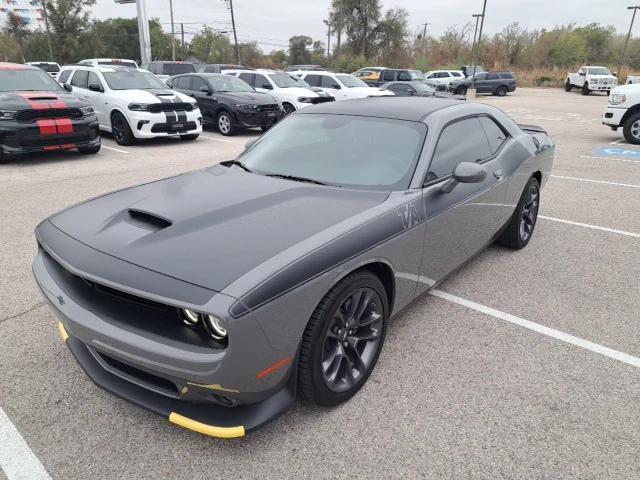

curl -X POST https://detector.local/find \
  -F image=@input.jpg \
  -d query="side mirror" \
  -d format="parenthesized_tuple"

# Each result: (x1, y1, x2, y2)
(200, 86, 212, 95)
(261, 84, 273, 90)
(63, 83, 72, 92)
(244, 138, 258, 150)
(88, 83, 103, 93)
(440, 162, 486, 193)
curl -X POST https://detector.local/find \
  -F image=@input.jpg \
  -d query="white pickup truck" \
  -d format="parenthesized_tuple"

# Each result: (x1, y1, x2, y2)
(602, 84, 640, 144)
(565, 66, 618, 95)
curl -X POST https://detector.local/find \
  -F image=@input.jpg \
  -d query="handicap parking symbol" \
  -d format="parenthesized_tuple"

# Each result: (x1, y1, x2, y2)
(595, 147, 640, 158)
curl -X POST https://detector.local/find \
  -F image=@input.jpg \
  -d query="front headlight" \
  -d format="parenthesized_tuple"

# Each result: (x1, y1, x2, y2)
(190, 102, 199, 110)
(0, 110, 17, 120)
(298, 97, 314, 103)
(610, 93, 626, 105)
(80, 106, 95, 116)
(235, 103, 257, 112)
(128, 103, 151, 111)
(180, 308, 228, 341)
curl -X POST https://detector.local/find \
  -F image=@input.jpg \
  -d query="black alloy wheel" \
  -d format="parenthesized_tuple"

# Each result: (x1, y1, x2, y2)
(282, 103, 296, 115)
(497, 176, 540, 249)
(456, 85, 468, 95)
(111, 113, 134, 145)
(495, 86, 507, 97)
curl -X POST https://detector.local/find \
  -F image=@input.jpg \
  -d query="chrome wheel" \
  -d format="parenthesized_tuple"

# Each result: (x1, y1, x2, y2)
(321, 288, 384, 393)
(519, 182, 539, 242)
(282, 103, 295, 115)
(631, 120, 640, 140)
(218, 113, 231, 134)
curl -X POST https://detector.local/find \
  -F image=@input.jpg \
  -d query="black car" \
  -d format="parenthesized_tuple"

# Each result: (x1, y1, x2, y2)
(364, 69, 425, 87)
(196, 64, 253, 73)
(448, 72, 517, 96)
(0, 62, 100, 162)
(168, 73, 284, 135)
(380, 81, 438, 97)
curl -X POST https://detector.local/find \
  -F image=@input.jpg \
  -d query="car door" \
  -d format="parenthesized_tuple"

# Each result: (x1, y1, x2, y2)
(85, 71, 107, 126)
(191, 76, 218, 122)
(70, 69, 90, 103)
(418, 115, 508, 285)
(321, 74, 347, 99)
(485, 73, 500, 92)
(473, 73, 490, 92)
(253, 73, 273, 94)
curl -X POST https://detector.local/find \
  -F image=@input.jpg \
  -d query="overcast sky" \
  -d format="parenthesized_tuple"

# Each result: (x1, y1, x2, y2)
(93, 0, 636, 52)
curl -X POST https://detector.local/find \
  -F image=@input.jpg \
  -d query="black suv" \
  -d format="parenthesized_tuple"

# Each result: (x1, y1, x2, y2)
(142, 61, 196, 78)
(168, 73, 284, 135)
(448, 72, 517, 96)
(364, 69, 425, 87)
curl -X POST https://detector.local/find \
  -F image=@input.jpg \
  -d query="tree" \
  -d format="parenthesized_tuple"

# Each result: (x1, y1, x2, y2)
(189, 27, 235, 63)
(3, 12, 28, 62)
(41, 0, 96, 63)
(340, 0, 381, 58)
(270, 49, 287, 67)
(550, 31, 588, 66)
(288, 35, 312, 65)
(375, 8, 410, 66)
(0, 33, 21, 62)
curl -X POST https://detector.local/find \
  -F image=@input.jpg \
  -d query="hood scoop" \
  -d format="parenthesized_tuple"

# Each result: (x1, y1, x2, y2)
(26, 96, 59, 101)
(127, 209, 172, 231)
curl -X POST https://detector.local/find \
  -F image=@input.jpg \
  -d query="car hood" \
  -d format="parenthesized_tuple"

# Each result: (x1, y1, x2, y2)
(218, 91, 275, 103)
(0, 90, 90, 110)
(48, 166, 389, 292)
(109, 88, 192, 103)
(588, 74, 617, 80)
(278, 87, 319, 98)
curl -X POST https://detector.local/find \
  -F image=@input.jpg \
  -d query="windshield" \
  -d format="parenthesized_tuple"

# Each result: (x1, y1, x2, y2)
(103, 70, 169, 90)
(412, 82, 435, 93)
(268, 73, 300, 88)
(0, 69, 62, 92)
(239, 114, 426, 190)
(97, 60, 138, 68)
(161, 63, 196, 75)
(588, 67, 611, 75)
(336, 74, 368, 88)
(210, 75, 254, 92)
(409, 70, 425, 80)
(292, 77, 312, 88)
(32, 63, 60, 73)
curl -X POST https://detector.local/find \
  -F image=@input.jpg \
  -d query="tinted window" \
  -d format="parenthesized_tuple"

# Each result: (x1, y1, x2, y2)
(486, 73, 499, 80)
(479, 117, 507, 154)
(321, 75, 340, 88)
(254, 74, 270, 88)
(451, 72, 463, 77)
(174, 76, 192, 90)
(210, 75, 253, 92)
(238, 72, 254, 85)
(474, 73, 487, 81)
(240, 114, 427, 190)
(192, 77, 208, 91)
(87, 72, 102, 89)
(389, 84, 412, 94)
(398, 71, 411, 81)
(58, 70, 72, 83)
(381, 70, 395, 81)
(102, 70, 168, 90)
(32, 63, 60, 73)
(304, 74, 322, 87)
(71, 70, 89, 88)
(161, 63, 196, 75)
(499, 73, 514, 79)
(98, 60, 138, 69)
(428, 118, 492, 181)
(436, 72, 450, 78)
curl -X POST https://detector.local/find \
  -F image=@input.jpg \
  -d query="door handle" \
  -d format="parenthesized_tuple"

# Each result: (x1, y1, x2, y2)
(494, 169, 504, 180)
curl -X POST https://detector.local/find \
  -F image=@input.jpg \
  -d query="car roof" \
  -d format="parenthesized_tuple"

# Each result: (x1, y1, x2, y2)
(299, 97, 461, 121)
(64, 65, 134, 73)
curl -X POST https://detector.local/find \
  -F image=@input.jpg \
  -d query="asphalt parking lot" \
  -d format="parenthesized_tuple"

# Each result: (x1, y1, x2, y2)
(1, 87, 639, 479)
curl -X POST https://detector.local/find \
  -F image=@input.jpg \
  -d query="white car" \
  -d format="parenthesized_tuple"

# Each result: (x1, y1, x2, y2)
(25, 61, 61, 79)
(78, 58, 139, 69)
(626, 75, 640, 85)
(60, 65, 202, 145)
(223, 69, 326, 115)
(424, 70, 464, 90)
(602, 83, 640, 144)
(566, 66, 618, 95)
(290, 70, 394, 101)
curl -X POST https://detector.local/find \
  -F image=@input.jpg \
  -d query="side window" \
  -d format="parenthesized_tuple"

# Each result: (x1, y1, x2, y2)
(390, 84, 411, 94)
(71, 70, 89, 88)
(486, 73, 499, 80)
(175, 76, 193, 90)
(479, 117, 508, 154)
(499, 73, 513, 79)
(192, 77, 208, 91)
(397, 71, 411, 81)
(381, 70, 395, 82)
(87, 72, 102, 89)
(475, 73, 487, 81)
(427, 73, 436, 79)
(427, 118, 492, 181)
(451, 72, 463, 77)
(238, 72, 254, 86)
(305, 74, 321, 87)
(254, 74, 270, 88)
(321, 75, 340, 88)
(58, 70, 72, 83)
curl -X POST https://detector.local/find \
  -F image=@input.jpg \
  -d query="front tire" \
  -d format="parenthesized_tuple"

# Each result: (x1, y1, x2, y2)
(494, 85, 507, 97)
(498, 177, 540, 249)
(77, 144, 101, 154)
(456, 86, 468, 95)
(581, 82, 590, 95)
(623, 112, 640, 145)
(298, 271, 388, 407)
(217, 111, 235, 136)
(282, 103, 296, 116)
(565, 79, 572, 92)
(111, 112, 135, 146)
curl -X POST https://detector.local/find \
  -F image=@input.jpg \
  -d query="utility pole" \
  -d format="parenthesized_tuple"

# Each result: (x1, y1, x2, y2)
(471, 0, 487, 92)
(470, 14, 482, 68)
(40, 0, 54, 61)
(323, 19, 331, 57)
(136, 0, 152, 65)
(169, 0, 176, 61)
(420, 22, 430, 56)
(619, 5, 640, 78)
(226, 0, 241, 64)
(181, 23, 185, 60)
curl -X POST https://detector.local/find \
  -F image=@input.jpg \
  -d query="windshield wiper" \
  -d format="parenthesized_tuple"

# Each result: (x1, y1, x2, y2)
(221, 160, 252, 172)
(266, 173, 331, 186)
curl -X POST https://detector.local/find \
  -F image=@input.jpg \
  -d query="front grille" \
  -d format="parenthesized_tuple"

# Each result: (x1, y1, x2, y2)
(21, 133, 90, 147)
(311, 97, 335, 104)
(16, 108, 83, 122)
(151, 121, 197, 133)
(256, 104, 279, 112)
(148, 102, 193, 113)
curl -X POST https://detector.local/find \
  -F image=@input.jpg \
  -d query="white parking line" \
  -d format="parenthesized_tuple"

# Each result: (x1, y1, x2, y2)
(101, 144, 129, 154)
(200, 135, 233, 143)
(539, 215, 640, 238)
(580, 155, 640, 164)
(550, 174, 640, 189)
(0, 407, 52, 480)
(610, 138, 625, 145)
(429, 289, 640, 369)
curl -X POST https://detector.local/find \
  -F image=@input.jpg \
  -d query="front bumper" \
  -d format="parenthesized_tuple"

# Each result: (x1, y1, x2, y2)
(126, 110, 203, 139)
(602, 106, 627, 127)
(0, 116, 100, 156)
(589, 83, 617, 91)
(234, 108, 284, 128)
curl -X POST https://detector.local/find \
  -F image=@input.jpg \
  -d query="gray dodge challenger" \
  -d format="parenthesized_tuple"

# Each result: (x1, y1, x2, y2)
(33, 97, 554, 438)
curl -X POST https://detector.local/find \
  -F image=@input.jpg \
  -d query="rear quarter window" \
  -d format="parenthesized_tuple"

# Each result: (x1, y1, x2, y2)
(499, 73, 514, 79)
(58, 70, 72, 83)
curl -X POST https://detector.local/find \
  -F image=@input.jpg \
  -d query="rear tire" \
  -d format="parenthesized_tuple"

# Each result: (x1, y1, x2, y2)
(180, 134, 199, 140)
(581, 82, 590, 95)
(497, 177, 540, 249)
(494, 86, 507, 97)
(455, 86, 467, 95)
(623, 112, 640, 145)
(298, 271, 388, 407)
(77, 144, 101, 154)
(111, 112, 135, 146)
(564, 79, 572, 91)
